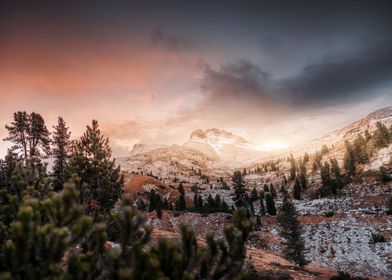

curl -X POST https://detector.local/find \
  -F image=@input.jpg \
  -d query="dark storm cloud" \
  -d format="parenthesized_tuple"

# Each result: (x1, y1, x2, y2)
(202, 61, 270, 100)
(150, 28, 190, 52)
(201, 35, 392, 108)
(1, 0, 392, 108)
(283, 39, 392, 106)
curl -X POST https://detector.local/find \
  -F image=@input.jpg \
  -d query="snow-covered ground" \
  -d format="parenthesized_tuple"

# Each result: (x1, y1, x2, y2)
(285, 195, 392, 277)
(305, 214, 392, 277)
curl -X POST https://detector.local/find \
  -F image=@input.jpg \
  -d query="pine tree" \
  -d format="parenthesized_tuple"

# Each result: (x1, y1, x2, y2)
(193, 193, 199, 209)
(51, 116, 71, 191)
(162, 198, 169, 210)
(320, 161, 331, 187)
(321, 144, 329, 156)
(277, 200, 308, 267)
(178, 182, 185, 195)
(265, 193, 276, 216)
(293, 177, 301, 200)
(259, 190, 265, 200)
(289, 154, 296, 181)
(207, 194, 215, 208)
(69, 120, 123, 213)
(0, 152, 52, 236)
(4, 111, 29, 159)
(281, 186, 290, 202)
(299, 161, 307, 189)
(283, 175, 288, 185)
(214, 194, 222, 209)
(270, 162, 277, 171)
(353, 134, 369, 164)
(148, 189, 157, 211)
(156, 200, 162, 219)
(373, 121, 390, 148)
(28, 112, 51, 157)
(303, 152, 309, 163)
(175, 193, 186, 211)
(136, 198, 147, 210)
(344, 141, 356, 177)
(250, 187, 258, 202)
(243, 260, 259, 280)
(312, 161, 318, 173)
(270, 183, 277, 198)
(364, 129, 372, 142)
(330, 158, 343, 189)
(259, 193, 266, 216)
(379, 166, 389, 183)
(0, 180, 92, 279)
(233, 171, 247, 208)
(386, 196, 392, 215)
(4, 111, 50, 159)
(197, 194, 204, 210)
(0, 152, 253, 279)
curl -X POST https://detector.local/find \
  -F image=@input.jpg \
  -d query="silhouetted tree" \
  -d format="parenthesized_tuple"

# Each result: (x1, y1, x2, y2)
(69, 120, 123, 213)
(51, 116, 71, 191)
(4, 111, 50, 159)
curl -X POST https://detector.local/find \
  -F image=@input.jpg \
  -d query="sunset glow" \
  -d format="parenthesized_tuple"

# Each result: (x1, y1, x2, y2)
(0, 1, 391, 157)
(260, 141, 287, 151)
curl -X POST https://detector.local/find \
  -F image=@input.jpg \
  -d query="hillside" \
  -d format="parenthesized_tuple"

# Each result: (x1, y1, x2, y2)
(118, 106, 392, 179)
(118, 106, 392, 279)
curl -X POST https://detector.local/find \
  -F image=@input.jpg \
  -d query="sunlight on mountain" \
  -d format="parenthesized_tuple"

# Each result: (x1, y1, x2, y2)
(260, 141, 287, 151)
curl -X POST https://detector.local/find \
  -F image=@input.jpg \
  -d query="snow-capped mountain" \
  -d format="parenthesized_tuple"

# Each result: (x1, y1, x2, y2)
(281, 106, 392, 157)
(117, 128, 263, 178)
(118, 106, 392, 176)
(184, 128, 263, 162)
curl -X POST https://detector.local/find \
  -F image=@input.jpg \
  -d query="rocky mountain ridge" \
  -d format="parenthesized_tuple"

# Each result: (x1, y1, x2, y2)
(119, 106, 392, 178)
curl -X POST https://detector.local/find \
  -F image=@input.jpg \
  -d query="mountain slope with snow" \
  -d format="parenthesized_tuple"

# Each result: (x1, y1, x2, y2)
(184, 128, 263, 162)
(118, 106, 392, 176)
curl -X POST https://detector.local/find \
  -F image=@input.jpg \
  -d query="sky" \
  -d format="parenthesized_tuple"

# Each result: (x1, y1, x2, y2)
(1, 0, 392, 156)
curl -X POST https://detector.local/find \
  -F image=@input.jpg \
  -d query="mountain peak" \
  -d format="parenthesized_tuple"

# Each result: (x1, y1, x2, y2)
(189, 129, 207, 140)
(189, 128, 250, 144)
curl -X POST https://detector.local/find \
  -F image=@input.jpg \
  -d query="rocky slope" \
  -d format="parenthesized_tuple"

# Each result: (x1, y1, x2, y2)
(117, 128, 264, 179)
(118, 106, 392, 178)
(117, 106, 392, 279)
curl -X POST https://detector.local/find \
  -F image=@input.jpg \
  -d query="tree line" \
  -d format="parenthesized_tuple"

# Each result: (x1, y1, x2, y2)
(0, 111, 255, 279)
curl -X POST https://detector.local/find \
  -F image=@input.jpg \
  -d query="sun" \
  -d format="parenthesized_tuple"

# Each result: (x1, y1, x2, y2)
(260, 141, 287, 151)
